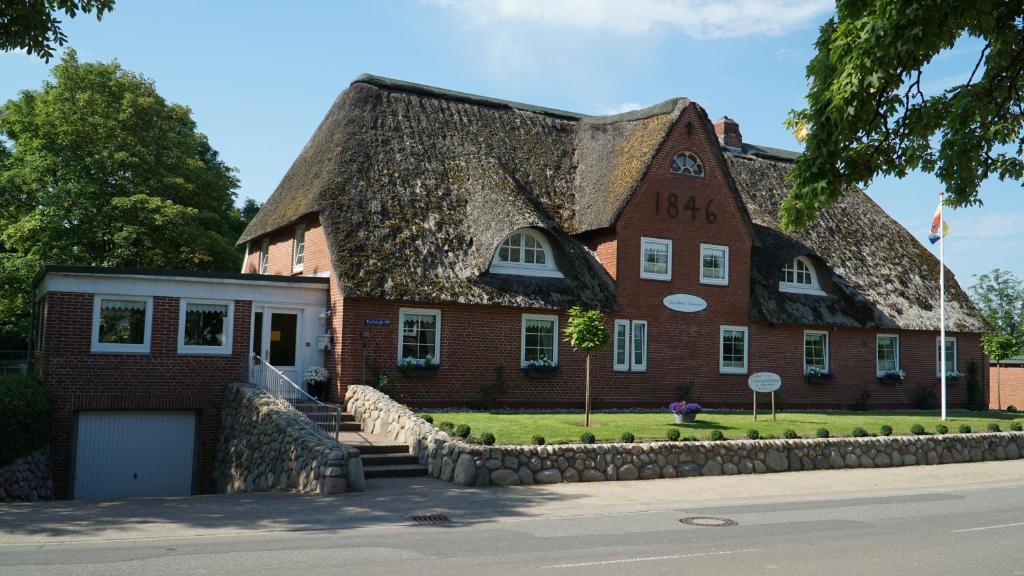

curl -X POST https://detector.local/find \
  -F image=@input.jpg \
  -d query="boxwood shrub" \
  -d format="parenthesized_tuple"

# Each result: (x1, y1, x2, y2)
(987, 422, 1001, 432)
(619, 431, 635, 443)
(1010, 422, 1022, 432)
(580, 431, 596, 444)
(879, 424, 893, 436)
(531, 434, 546, 446)
(479, 432, 496, 446)
(709, 430, 725, 441)
(746, 429, 760, 440)
(0, 375, 52, 466)
(910, 424, 926, 435)
(815, 427, 830, 439)
(783, 429, 798, 439)
(666, 428, 681, 441)
(958, 424, 972, 434)
(454, 424, 471, 438)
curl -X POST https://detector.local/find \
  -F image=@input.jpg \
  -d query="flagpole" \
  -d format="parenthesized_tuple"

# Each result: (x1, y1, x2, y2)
(939, 193, 947, 421)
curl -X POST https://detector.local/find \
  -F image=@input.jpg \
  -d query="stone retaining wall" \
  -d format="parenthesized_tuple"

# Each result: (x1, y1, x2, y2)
(0, 450, 53, 502)
(345, 385, 1024, 487)
(216, 383, 364, 494)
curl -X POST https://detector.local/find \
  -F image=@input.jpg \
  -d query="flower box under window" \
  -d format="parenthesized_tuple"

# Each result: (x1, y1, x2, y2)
(804, 370, 834, 385)
(878, 370, 905, 386)
(398, 357, 439, 378)
(522, 363, 559, 379)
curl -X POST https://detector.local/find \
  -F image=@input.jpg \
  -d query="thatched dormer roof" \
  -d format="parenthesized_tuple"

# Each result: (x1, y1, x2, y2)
(727, 152, 987, 332)
(240, 74, 987, 331)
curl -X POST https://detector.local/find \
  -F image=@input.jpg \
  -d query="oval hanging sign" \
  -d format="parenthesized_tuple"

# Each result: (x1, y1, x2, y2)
(748, 372, 782, 393)
(662, 293, 708, 313)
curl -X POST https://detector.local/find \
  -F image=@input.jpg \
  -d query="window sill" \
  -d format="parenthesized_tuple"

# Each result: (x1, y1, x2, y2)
(640, 274, 672, 282)
(178, 348, 233, 356)
(490, 265, 564, 278)
(779, 284, 827, 296)
(719, 368, 747, 375)
(90, 346, 150, 354)
(700, 278, 728, 286)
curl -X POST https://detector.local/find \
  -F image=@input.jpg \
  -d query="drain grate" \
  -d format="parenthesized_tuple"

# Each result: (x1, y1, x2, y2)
(679, 516, 738, 527)
(410, 514, 453, 525)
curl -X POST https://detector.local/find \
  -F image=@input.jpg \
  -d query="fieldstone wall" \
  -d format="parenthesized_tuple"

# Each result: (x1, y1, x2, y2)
(216, 383, 364, 495)
(0, 450, 53, 502)
(345, 385, 1024, 487)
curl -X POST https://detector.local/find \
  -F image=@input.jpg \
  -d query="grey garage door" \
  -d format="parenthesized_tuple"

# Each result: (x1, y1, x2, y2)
(74, 411, 196, 500)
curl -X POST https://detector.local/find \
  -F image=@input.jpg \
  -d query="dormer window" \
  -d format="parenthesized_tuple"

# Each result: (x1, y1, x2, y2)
(670, 152, 704, 176)
(779, 256, 826, 295)
(489, 228, 563, 278)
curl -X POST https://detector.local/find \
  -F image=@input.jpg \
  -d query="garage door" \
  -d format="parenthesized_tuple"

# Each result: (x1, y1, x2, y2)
(74, 411, 196, 500)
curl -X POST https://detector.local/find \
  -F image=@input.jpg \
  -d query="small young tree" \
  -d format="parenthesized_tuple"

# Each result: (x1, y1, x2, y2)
(982, 334, 1023, 410)
(563, 307, 609, 427)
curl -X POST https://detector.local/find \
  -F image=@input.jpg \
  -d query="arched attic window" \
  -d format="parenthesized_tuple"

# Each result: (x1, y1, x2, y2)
(779, 256, 826, 296)
(489, 228, 564, 278)
(670, 152, 704, 176)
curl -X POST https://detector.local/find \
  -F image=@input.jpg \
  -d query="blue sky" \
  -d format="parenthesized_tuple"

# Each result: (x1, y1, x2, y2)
(1, 0, 1019, 288)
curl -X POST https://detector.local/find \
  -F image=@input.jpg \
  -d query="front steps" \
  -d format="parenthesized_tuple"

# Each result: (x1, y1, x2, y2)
(338, 414, 428, 479)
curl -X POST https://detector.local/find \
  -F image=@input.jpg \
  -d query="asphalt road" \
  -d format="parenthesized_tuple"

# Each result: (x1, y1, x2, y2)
(3, 461, 1024, 575)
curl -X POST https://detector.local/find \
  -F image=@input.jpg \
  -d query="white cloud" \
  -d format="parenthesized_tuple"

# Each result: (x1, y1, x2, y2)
(597, 101, 646, 114)
(429, 0, 834, 38)
(951, 213, 1024, 239)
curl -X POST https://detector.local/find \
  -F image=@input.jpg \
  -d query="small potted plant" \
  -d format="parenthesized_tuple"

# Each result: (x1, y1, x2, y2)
(669, 401, 702, 423)
(397, 355, 439, 377)
(303, 366, 329, 399)
(804, 367, 835, 385)
(522, 356, 558, 379)
(878, 369, 905, 386)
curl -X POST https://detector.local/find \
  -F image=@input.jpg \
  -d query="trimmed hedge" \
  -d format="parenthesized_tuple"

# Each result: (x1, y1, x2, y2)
(0, 374, 52, 466)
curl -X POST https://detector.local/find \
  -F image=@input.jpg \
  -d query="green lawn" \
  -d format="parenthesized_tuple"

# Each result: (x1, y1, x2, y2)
(419, 410, 1024, 445)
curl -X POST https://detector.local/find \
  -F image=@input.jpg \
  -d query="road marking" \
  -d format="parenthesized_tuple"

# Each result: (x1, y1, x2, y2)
(952, 521, 1024, 534)
(542, 548, 758, 569)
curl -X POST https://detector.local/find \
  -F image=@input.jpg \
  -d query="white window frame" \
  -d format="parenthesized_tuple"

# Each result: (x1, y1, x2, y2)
(292, 225, 305, 273)
(640, 237, 672, 281)
(936, 336, 957, 377)
(489, 228, 564, 278)
(876, 334, 900, 376)
(779, 256, 826, 296)
(630, 320, 648, 372)
(397, 308, 442, 365)
(699, 243, 729, 286)
(259, 238, 269, 275)
(91, 295, 153, 354)
(670, 151, 705, 177)
(613, 319, 629, 372)
(719, 325, 748, 374)
(520, 314, 559, 368)
(803, 330, 829, 373)
(178, 299, 234, 356)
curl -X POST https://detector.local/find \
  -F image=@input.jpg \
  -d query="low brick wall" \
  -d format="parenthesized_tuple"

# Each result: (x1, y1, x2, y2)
(0, 450, 53, 502)
(345, 385, 1024, 487)
(216, 383, 364, 494)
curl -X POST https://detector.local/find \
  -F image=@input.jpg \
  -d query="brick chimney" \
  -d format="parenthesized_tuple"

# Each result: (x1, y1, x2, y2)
(714, 116, 742, 150)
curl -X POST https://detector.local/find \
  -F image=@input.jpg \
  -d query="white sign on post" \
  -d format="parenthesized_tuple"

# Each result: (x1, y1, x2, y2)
(747, 372, 781, 422)
(662, 294, 708, 313)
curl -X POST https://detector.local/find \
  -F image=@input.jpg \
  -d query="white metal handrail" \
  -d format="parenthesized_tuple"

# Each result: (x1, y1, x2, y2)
(248, 353, 342, 439)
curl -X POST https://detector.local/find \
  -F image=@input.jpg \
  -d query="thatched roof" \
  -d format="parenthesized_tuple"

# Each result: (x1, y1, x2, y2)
(240, 74, 987, 330)
(727, 151, 987, 332)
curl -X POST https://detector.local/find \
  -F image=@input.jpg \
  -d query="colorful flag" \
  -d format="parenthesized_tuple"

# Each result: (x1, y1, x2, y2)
(928, 203, 950, 244)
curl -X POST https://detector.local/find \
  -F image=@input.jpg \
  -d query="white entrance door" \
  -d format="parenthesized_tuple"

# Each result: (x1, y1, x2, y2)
(252, 307, 303, 389)
(74, 411, 196, 500)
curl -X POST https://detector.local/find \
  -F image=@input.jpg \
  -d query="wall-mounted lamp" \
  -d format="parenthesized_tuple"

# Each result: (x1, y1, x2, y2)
(319, 309, 332, 327)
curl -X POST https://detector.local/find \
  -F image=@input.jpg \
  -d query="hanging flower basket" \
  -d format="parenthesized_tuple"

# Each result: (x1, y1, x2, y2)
(878, 370, 905, 386)
(804, 370, 835, 385)
(522, 363, 559, 379)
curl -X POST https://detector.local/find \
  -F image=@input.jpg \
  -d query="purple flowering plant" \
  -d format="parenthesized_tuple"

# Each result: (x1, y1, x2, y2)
(669, 401, 702, 415)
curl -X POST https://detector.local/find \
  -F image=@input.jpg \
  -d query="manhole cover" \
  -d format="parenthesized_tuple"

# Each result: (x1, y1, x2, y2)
(410, 514, 453, 525)
(679, 516, 738, 527)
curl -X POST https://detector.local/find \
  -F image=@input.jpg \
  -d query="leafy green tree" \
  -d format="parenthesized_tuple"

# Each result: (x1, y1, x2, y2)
(0, 50, 244, 346)
(783, 1, 1024, 229)
(563, 307, 609, 427)
(0, 0, 115, 61)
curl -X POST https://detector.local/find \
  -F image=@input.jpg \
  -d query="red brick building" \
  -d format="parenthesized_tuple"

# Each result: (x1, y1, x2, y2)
(32, 75, 990, 498)
(990, 357, 1024, 410)
(236, 75, 988, 410)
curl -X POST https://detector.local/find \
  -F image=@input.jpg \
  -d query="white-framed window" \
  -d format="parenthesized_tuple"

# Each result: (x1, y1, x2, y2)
(398, 308, 441, 366)
(178, 299, 233, 355)
(613, 319, 648, 372)
(700, 243, 729, 286)
(876, 334, 899, 376)
(521, 314, 558, 367)
(803, 330, 829, 373)
(259, 238, 269, 275)
(631, 320, 648, 372)
(640, 237, 672, 281)
(292, 225, 305, 273)
(937, 336, 957, 377)
(490, 228, 563, 278)
(670, 152, 704, 176)
(91, 296, 153, 353)
(719, 325, 748, 374)
(779, 256, 826, 295)
(613, 319, 629, 371)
